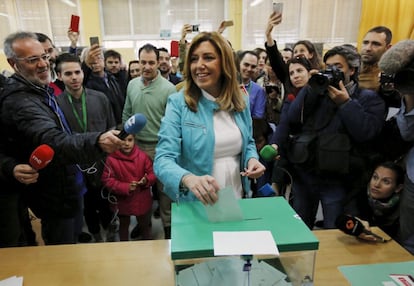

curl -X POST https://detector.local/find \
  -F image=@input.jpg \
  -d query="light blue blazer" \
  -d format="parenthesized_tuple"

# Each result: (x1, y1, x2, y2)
(154, 90, 259, 202)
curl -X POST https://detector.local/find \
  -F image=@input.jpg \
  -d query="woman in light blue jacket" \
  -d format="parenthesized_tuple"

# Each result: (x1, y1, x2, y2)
(154, 31, 265, 205)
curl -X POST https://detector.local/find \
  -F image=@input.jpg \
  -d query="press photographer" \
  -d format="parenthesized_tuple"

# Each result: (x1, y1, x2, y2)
(285, 45, 386, 229)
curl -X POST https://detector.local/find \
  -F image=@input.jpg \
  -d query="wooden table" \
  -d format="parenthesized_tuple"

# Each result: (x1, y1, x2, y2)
(313, 227, 413, 285)
(0, 228, 412, 286)
(0, 240, 175, 286)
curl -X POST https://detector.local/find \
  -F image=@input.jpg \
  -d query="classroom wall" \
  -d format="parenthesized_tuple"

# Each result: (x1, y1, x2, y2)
(1, 0, 413, 73)
(0, 0, 239, 73)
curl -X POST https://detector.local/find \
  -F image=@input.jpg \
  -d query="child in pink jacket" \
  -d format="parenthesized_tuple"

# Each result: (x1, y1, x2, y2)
(102, 134, 156, 240)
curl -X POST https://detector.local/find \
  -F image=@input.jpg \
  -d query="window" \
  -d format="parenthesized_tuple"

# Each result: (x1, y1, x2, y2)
(0, 0, 80, 48)
(242, 0, 362, 50)
(100, 0, 227, 52)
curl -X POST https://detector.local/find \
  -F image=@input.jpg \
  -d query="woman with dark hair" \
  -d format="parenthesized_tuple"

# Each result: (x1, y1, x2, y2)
(292, 40, 323, 71)
(154, 31, 265, 204)
(355, 161, 404, 240)
(267, 56, 314, 196)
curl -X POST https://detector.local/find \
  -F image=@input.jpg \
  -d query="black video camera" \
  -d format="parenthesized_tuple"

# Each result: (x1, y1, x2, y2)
(309, 66, 345, 94)
(265, 85, 280, 95)
(379, 72, 394, 84)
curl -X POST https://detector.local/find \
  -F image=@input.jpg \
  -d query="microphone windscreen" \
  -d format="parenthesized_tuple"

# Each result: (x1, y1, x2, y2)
(124, 113, 147, 134)
(29, 144, 54, 170)
(379, 40, 414, 74)
(259, 145, 278, 162)
(335, 214, 364, 236)
(118, 113, 147, 139)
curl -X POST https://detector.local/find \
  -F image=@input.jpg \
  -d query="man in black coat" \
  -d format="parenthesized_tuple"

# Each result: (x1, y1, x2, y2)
(0, 31, 123, 246)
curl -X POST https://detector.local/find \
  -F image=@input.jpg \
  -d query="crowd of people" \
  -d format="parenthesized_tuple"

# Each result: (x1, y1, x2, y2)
(1, 10, 414, 256)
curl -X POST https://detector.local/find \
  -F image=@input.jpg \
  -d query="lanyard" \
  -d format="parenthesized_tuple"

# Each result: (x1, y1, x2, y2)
(67, 90, 87, 132)
(245, 81, 252, 94)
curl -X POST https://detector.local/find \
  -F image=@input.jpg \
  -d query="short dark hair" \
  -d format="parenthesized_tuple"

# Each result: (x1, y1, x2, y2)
(35, 32, 52, 44)
(104, 49, 121, 61)
(366, 26, 392, 45)
(157, 47, 169, 54)
(55, 53, 81, 73)
(238, 50, 258, 62)
(138, 43, 159, 61)
(323, 45, 361, 81)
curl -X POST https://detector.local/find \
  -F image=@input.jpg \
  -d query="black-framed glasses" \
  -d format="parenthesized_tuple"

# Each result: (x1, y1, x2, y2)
(14, 53, 50, 65)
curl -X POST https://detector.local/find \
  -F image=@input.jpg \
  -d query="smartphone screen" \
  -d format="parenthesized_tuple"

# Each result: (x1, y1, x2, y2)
(273, 2, 283, 14)
(192, 24, 199, 32)
(70, 15, 80, 32)
(89, 36, 99, 46)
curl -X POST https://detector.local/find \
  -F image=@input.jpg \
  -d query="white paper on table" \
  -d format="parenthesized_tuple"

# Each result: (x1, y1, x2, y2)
(205, 186, 243, 222)
(213, 230, 279, 256)
(0, 276, 23, 286)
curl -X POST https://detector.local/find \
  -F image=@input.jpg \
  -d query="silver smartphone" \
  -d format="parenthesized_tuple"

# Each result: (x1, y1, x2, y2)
(273, 2, 283, 14)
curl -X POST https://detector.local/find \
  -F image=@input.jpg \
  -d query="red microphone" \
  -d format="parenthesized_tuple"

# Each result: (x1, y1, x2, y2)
(287, 93, 295, 102)
(29, 144, 54, 170)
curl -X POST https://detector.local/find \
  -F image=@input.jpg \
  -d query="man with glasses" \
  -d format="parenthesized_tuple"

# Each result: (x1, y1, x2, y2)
(0, 31, 123, 246)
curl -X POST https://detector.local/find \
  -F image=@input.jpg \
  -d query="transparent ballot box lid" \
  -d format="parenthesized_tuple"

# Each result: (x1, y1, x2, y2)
(171, 197, 319, 285)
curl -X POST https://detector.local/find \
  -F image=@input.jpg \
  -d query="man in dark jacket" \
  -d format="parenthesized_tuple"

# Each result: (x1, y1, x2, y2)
(286, 45, 386, 229)
(0, 31, 123, 246)
(56, 53, 117, 242)
(82, 45, 125, 126)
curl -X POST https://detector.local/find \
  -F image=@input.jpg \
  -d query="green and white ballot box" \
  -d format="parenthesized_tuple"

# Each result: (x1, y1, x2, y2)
(170, 195, 319, 286)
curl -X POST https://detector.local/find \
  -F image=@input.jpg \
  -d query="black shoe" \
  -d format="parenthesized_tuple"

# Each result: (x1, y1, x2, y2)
(153, 207, 160, 219)
(78, 232, 92, 243)
(130, 224, 140, 239)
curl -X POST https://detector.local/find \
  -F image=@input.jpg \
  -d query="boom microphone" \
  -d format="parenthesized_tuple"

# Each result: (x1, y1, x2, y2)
(378, 40, 414, 74)
(118, 113, 147, 140)
(29, 144, 54, 170)
(335, 214, 389, 243)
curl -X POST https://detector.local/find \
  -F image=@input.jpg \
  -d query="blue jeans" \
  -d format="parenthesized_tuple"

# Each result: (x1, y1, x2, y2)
(291, 170, 346, 229)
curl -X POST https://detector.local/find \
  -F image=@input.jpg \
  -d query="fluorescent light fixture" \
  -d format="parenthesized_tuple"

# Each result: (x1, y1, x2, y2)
(0, 13, 9, 18)
(250, 0, 264, 7)
(60, 0, 76, 7)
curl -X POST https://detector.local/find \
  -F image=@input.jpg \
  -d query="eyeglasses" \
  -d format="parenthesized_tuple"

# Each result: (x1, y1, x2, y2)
(14, 53, 50, 65)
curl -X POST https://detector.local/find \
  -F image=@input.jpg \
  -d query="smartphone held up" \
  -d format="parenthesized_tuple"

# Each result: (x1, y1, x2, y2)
(70, 14, 80, 32)
(272, 1, 283, 14)
(89, 36, 99, 47)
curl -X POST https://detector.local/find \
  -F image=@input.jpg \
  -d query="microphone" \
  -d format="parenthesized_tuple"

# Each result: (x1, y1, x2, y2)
(335, 214, 389, 243)
(259, 145, 278, 162)
(118, 113, 147, 140)
(378, 40, 414, 74)
(29, 144, 54, 170)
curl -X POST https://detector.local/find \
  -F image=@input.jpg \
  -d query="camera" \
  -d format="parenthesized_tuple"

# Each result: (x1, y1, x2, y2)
(192, 24, 200, 32)
(265, 85, 280, 94)
(309, 65, 345, 94)
(379, 72, 394, 84)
